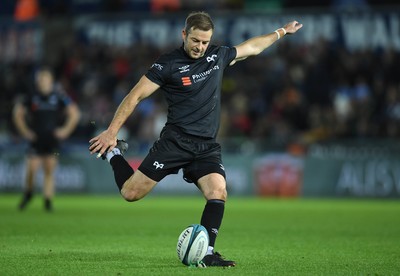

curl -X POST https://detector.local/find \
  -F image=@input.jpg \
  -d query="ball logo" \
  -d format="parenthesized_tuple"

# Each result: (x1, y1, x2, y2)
(176, 228, 190, 257)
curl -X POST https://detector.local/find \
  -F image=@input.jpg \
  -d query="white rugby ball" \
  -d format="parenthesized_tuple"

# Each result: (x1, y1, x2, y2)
(176, 224, 209, 266)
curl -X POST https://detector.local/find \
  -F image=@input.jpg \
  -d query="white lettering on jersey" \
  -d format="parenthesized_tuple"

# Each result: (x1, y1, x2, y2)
(151, 63, 163, 71)
(191, 65, 220, 83)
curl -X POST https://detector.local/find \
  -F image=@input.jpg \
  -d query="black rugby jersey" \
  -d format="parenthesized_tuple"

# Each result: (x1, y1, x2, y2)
(146, 45, 237, 139)
(22, 90, 72, 137)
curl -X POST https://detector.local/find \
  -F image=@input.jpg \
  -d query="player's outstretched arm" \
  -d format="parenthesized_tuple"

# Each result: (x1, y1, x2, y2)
(231, 20, 303, 65)
(89, 75, 160, 156)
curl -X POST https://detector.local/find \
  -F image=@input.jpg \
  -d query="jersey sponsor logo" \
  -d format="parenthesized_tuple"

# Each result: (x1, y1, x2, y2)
(151, 63, 163, 71)
(179, 65, 190, 73)
(191, 65, 220, 83)
(181, 77, 192, 86)
(206, 54, 217, 62)
(153, 161, 164, 169)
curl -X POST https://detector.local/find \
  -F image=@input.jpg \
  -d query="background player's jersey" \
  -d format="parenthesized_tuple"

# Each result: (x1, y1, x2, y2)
(22, 89, 72, 137)
(146, 45, 237, 139)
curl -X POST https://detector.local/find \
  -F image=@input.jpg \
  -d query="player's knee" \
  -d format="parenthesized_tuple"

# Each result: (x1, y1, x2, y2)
(120, 187, 145, 202)
(121, 190, 141, 202)
(219, 188, 228, 201)
(204, 187, 227, 201)
(121, 178, 156, 202)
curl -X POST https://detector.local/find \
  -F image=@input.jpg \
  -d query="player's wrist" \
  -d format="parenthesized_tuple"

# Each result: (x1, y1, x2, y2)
(274, 28, 286, 40)
(106, 126, 119, 137)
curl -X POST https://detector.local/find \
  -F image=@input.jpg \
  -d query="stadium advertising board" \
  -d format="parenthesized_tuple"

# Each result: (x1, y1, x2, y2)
(2, 147, 400, 197)
(75, 11, 400, 51)
(0, 155, 86, 192)
(303, 143, 400, 198)
(253, 153, 304, 197)
(0, 153, 253, 195)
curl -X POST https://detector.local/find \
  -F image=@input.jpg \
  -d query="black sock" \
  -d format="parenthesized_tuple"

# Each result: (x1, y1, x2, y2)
(110, 155, 134, 191)
(200, 199, 225, 248)
(23, 190, 33, 200)
(44, 198, 52, 211)
(19, 190, 33, 210)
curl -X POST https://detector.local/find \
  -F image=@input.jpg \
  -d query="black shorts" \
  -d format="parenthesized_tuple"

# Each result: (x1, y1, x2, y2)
(138, 125, 226, 184)
(28, 134, 60, 156)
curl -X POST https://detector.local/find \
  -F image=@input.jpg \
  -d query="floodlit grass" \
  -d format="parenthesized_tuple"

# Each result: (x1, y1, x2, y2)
(0, 194, 399, 275)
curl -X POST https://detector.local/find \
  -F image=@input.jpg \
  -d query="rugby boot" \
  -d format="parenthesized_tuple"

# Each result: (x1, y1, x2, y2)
(90, 139, 128, 160)
(202, 251, 236, 267)
(18, 191, 33, 210)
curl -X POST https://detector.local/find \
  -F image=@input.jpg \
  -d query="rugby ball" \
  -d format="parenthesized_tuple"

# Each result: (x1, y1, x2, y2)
(176, 224, 209, 266)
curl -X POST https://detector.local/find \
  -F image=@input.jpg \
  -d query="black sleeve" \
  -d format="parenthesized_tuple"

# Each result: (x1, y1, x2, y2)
(219, 46, 237, 68)
(145, 54, 171, 87)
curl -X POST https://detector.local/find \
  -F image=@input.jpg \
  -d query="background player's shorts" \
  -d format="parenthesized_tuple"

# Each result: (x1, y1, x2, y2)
(27, 134, 60, 156)
(138, 125, 226, 184)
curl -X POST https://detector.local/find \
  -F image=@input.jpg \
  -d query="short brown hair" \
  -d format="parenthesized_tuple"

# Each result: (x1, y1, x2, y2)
(184, 12, 214, 34)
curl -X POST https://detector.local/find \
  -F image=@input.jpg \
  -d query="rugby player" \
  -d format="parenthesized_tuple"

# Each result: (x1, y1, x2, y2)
(13, 67, 80, 211)
(89, 12, 302, 266)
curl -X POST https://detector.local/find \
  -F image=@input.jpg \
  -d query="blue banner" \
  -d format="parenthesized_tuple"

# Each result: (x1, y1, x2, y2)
(75, 11, 400, 51)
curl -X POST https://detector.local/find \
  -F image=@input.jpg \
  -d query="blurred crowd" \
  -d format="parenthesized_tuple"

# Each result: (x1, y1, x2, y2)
(1, 0, 400, 154)
(2, 37, 400, 154)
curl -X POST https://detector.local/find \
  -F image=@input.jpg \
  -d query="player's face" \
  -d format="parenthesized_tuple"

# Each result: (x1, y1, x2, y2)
(182, 28, 212, 59)
(36, 70, 54, 95)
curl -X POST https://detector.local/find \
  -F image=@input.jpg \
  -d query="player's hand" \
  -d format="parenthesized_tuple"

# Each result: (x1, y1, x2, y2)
(89, 130, 117, 158)
(283, 21, 303, 35)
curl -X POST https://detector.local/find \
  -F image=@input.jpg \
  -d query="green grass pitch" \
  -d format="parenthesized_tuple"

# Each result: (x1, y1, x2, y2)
(0, 194, 399, 275)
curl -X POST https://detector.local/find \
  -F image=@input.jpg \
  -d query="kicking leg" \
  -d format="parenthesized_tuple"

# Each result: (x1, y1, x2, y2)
(120, 168, 158, 202)
(98, 140, 158, 202)
(110, 155, 157, 202)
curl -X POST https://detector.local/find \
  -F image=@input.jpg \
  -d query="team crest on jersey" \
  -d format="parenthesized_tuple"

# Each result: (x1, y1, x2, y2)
(181, 77, 192, 86)
(153, 161, 164, 169)
(206, 54, 217, 62)
(179, 65, 190, 73)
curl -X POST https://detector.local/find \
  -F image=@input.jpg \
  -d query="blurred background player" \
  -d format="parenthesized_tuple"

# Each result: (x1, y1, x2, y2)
(13, 66, 80, 211)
